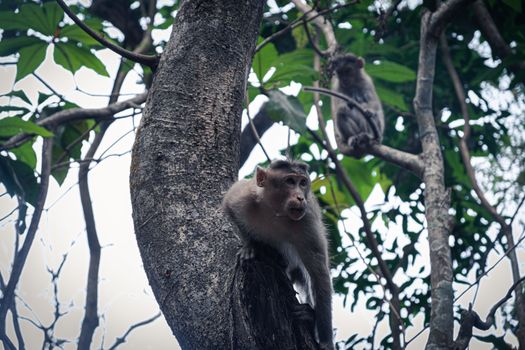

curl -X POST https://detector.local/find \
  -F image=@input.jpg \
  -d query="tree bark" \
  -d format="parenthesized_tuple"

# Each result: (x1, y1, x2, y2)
(128, 1, 283, 348)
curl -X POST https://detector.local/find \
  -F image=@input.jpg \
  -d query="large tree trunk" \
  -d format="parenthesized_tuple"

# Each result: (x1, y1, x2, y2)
(130, 2, 317, 349)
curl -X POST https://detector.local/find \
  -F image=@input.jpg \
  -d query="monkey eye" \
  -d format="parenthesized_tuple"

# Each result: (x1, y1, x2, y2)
(285, 177, 296, 186)
(299, 179, 307, 187)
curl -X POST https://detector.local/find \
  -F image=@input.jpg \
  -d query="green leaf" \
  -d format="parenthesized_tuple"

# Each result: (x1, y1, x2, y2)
(60, 20, 104, 47)
(502, 0, 522, 12)
(0, 117, 53, 138)
(265, 90, 307, 133)
(0, 11, 30, 30)
(43, 2, 63, 36)
(0, 36, 44, 57)
(366, 60, 416, 83)
(375, 86, 408, 111)
(53, 43, 109, 76)
(2, 90, 32, 106)
(19, 3, 53, 35)
(10, 142, 36, 169)
(0, 156, 39, 206)
(253, 38, 278, 83)
(16, 43, 48, 82)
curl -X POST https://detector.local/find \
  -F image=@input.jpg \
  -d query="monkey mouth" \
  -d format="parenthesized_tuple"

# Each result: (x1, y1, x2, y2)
(288, 207, 306, 220)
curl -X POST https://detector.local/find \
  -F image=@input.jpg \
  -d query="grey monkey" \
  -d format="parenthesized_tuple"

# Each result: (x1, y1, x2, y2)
(331, 53, 384, 158)
(222, 160, 334, 350)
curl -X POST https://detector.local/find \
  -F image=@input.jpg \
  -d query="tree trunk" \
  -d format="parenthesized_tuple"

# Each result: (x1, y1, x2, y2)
(130, 2, 317, 349)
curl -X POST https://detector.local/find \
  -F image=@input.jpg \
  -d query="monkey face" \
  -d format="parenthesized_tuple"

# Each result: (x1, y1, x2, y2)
(256, 162, 311, 221)
(280, 174, 310, 221)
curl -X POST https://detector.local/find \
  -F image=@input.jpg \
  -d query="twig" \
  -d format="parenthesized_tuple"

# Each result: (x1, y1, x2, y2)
(407, 229, 525, 346)
(0, 92, 147, 150)
(255, 2, 354, 53)
(440, 31, 525, 344)
(54, 0, 158, 69)
(245, 94, 270, 163)
(452, 275, 525, 349)
(106, 312, 161, 350)
(0, 138, 53, 344)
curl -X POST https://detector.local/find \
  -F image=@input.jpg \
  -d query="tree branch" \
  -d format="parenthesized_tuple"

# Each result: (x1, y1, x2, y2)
(304, 86, 424, 177)
(471, 0, 525, 75)
(290, 0, 338, 55)
(452, 276, 525, 349)
(0, 138, 53, 344)
(309, 128, 404, 349)
(55, 0, 159, 69)
(0, 92, 147, 150)
(440, 32, 525, 347)
(106, 312, 161, 350)
(77, 21, 154, 346)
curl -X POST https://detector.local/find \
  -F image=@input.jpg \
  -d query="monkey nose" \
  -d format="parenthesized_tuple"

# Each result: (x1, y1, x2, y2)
(297, 196, 304, 202)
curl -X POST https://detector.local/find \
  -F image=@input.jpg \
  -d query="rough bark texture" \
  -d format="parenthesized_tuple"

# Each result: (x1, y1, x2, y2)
(414, 11, 454, 350)
(128, 1, 306, 348)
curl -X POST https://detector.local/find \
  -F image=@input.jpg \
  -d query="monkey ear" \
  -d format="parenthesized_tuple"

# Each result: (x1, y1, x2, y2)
(357, 57, 364, 68)
(256, 167, 267, 187)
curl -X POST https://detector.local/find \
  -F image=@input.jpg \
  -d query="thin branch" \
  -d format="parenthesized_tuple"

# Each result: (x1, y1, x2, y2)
(302, 18, 327, 58)
(452, 276, 525, 350)
(245, 94, 270, 163)
(440, 31, 525, 345)
(308, 128, 404, 349)
(428, 0, 476, 36)
(255, 2, 354, 53)
(0, 92, 147, 150)
(54, 0, 158, 69)
(290, 0, 338, 55)
(106, 312, 161, 350)
(0, 138, 54, 344)
(407, 229, 525, 346)
(471, 0, 525, 75)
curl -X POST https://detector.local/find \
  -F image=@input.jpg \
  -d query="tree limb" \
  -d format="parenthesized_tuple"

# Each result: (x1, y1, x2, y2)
(440, 32, 525, 347)
(107, 312, 162, 350)
(0, 138, 53, 345)
(55, 0, 158, 69)
(0, 92, 147, 150)
(471, 0, 525, 75)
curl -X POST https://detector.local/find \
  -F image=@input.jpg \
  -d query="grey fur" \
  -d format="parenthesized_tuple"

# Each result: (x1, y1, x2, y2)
(332, 54, 384, 158)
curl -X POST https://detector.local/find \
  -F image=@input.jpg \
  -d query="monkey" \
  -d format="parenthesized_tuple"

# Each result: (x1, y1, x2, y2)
(222, 159, 334, 350)
(331, 53, 384, 158)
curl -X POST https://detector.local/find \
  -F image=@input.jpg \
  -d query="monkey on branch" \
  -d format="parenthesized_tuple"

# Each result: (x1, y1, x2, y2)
(305, 53, 385, 158)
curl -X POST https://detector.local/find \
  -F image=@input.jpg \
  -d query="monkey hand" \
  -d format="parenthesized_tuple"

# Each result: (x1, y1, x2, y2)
(237, 244, 256, 262)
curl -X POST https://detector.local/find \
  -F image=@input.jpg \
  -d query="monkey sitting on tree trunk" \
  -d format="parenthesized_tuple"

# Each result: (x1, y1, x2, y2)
(331, 53, 384, 158)
(223, 159, 334, 350)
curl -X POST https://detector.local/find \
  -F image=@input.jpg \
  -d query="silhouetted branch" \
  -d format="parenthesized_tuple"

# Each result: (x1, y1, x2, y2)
(55, 0, 158, 69)
(452, 276, 525, 350)
(0, 92, 147, 150)
(106, 312, 162, 350)
(0, 138, 54, 346)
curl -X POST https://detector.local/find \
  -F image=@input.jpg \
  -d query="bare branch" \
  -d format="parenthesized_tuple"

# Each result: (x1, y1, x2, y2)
(440, 32, 525, 345)
(290, 0, 338, 54)
(308, 128, 404, 349)
(472, 0, 525, 74)
(452, 276, 525, 349)
(245, 93, 270, 163)
(106, 312, 161, 350)
(0, 138, 54, 344)
(255, 2, 354, 53)
(54, 0, 158, 69)
(428, 0, 476, 36)
(0, 92, 147, 150)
